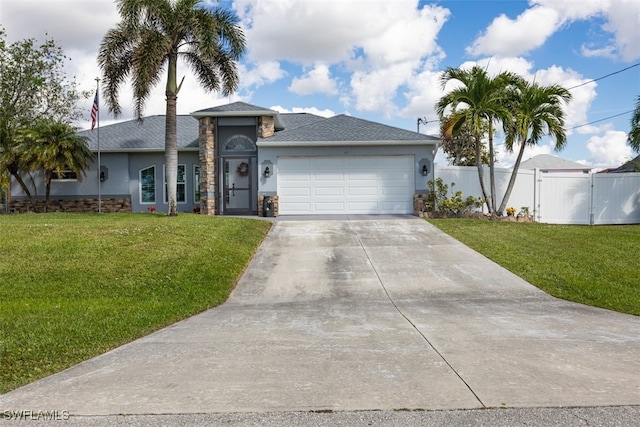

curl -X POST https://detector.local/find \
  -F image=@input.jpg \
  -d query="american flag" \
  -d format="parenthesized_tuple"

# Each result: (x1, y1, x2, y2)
(90, 89, 99, 130)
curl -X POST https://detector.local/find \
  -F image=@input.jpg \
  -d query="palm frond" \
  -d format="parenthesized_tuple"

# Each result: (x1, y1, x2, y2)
(628, 95, 640, 152)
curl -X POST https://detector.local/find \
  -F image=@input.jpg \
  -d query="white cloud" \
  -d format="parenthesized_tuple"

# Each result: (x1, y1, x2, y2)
(585, 130, 633, 168)
(467, 6, 560, 57)
(239, 61, 287, 89)
(534, 66, 598, 133)
(400, 69, 443, 124)
(269, 105, 335, 118)
(496, 142, 554, 168)
(235, 0, 385, 64)
(532, 0, 606, 21)
(235, 0, 449, 115)
(601, 0, 640, 61)
(2, 0, 117, 50)
(360, 3, 449, 68)
(468, 0, 640, 61)
(580, 44, 617, 60)
(465, 57, 536, 78)
(350, 62, 415, 116)
(289, 64, 338, 96)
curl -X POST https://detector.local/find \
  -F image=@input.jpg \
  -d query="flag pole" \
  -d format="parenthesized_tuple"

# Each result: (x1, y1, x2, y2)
(95, 77, 101, 213)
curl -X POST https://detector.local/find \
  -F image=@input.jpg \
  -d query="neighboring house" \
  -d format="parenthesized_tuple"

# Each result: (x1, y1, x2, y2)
(9, 102, 439, 216)
(603, 155, 640, 173)
(519, 154, 592, 173)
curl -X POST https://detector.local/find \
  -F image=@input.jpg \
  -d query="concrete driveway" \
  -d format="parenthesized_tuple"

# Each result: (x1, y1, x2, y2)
(1, 216, 639, 416)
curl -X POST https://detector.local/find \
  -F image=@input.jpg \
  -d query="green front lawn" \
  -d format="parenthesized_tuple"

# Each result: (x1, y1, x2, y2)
(0, 213, 271, 393)
(2, 214, 637, 394)
(427, 219, 640, 316)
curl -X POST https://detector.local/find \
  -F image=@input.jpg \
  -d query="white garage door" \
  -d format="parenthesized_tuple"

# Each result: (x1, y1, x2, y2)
(278, 155, 414, 215)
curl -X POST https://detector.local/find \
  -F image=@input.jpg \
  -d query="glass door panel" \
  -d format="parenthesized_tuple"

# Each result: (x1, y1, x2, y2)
(223, 158, 251, 214)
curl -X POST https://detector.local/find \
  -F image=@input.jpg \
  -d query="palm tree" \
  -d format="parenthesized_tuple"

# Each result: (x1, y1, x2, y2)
(0, 124, 37, 210)
(98, 0, 246, 216)
(16, 120, 94, 212)
(498, 80, 571, 214)
(436, 66, 519, 215)
(629, 95, 640, 152)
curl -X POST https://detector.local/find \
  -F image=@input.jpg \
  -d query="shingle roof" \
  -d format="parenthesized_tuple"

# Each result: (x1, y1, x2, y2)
(611, 155, 640, 173)
(79, 115, 199, 152)
(520, 154, 591, 171)
(276, 113, 326, 131)
(78, 104, 439, 152)
(191, 101, 277, 116)
(260, 114, 439, 143)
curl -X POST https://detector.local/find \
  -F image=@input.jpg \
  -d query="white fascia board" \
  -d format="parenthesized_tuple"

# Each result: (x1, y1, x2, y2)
(256, 140, 439, 147)
(190, 110, 276, 118)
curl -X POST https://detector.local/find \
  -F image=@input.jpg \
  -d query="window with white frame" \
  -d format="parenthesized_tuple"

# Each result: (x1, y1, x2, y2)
(164, 164, 186, 203)
(140, 166, 156, 203)
(51, 168, 78, 181)
(194, 165, 200, 203)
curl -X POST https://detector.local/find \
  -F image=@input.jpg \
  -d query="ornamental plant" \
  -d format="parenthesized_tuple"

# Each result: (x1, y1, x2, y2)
(506, 207, 516, 216)
(424, 178, 483, 218)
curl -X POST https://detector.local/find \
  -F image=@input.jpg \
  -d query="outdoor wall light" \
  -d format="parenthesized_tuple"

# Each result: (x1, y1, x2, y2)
(264, 166, 271, 177)
(421, 164, 429, 176)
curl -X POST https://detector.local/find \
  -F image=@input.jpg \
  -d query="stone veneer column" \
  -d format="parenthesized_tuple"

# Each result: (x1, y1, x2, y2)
(198, 117, 217, 215)
(259, 115, 275, 138)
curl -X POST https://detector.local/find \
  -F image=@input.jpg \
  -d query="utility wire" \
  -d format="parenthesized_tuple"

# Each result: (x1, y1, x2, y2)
(570, 110, 633, 130)
(567, 62, 640, 91)
(564, 63, 639, 128)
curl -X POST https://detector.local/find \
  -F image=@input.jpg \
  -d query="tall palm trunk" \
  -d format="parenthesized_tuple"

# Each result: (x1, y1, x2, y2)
(44, 171, 52, 213)
(165, 53, 178, 216)
(474, 135, 492, 214)
(498, 137, 527, 214)
(488, 120, 498, 216)
(7, 162, 37, 211)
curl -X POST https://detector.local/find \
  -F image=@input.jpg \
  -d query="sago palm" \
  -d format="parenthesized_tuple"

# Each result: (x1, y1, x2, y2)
(498, 80, 571, 214)
(98, 0, 246, 215)
(437, 66, 519, 215)
(16, 120, 94, 212)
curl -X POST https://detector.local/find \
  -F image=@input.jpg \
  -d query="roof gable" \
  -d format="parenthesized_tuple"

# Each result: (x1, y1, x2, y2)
(191, 101, 277, 117)
(520, 154, 591, 171)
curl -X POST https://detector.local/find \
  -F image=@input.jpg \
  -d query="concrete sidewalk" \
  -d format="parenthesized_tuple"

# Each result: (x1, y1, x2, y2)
(1, 217, 639, 419)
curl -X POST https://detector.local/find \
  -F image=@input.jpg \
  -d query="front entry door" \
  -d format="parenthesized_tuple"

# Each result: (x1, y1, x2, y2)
(223, 158, 251, 214)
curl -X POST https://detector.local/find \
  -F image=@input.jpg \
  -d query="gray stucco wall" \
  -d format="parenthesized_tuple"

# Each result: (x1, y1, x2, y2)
(10, 153, 130, 198)
(10, 151, 200, 214)
(257, 144, 435, 195)
(128, 151, 200, 213)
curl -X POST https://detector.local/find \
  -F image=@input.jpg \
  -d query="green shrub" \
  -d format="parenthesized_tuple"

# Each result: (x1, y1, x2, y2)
(424, 178, 483, 218)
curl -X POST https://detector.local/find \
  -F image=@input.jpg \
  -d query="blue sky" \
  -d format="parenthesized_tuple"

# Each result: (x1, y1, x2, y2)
(3, 0, 639, 168)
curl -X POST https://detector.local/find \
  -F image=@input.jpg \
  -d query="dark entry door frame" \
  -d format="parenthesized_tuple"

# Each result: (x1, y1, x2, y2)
(221, 156, 254, 215)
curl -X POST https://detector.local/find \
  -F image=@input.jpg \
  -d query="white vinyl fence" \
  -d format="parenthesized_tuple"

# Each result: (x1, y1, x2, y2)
(433, 165, 640, 225)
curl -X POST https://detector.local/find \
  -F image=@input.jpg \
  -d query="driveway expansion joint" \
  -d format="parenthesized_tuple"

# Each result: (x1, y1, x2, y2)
(346, 218, 487, 409)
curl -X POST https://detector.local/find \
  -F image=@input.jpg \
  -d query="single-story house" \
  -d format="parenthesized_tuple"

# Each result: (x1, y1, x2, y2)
(600, 155, 640, 173)
(8, 101, 440, 216)
(519, 154, 592, 173)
